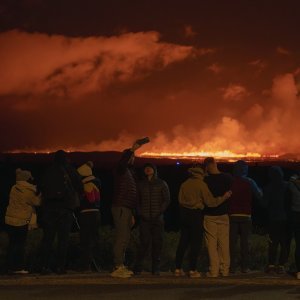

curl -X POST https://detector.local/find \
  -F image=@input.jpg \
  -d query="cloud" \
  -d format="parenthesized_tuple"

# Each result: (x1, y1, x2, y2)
(207, 63, 223, 74)
(276, 46, 291, 55)
(0, 30, 197, 99)
(222, 84, 249, 102)
(249, 59, 267, 73)
(183, 25, 197, 38)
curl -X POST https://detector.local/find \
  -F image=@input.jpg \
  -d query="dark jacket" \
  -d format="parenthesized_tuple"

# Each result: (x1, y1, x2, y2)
(263, 166, 289, 222)
(204, 173, 233, 216)
(138, 175, 170, 221)
(112, 149, 138, 209)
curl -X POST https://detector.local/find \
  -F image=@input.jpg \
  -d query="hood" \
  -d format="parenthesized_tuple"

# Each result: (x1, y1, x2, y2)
(188, 167, 205, 178)
(268, 166, 284, 183)
(233, 160, 248, 177)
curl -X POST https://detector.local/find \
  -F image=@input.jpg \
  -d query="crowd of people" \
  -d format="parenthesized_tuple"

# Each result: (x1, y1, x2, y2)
(2, 141, 300, 280)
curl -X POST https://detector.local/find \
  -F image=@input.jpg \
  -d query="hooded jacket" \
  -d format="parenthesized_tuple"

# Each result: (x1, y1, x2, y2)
(138, 167, 170, 220)
(179, 167, 226, 210)
(112, 149, 138, 209)
(5, 181, 41, 226)
(263, 166, 289, 221)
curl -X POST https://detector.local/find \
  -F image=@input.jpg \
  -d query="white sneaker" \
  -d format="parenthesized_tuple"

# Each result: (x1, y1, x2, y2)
(13, 270, 29, 275)
(296, 272, 300, 280)
(110, 266, 132, 278)
(189, 271, 201, 278)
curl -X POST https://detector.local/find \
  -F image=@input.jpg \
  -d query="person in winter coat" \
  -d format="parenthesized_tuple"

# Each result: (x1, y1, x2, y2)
(229, 160, 263, 273)
(111, 141, 144, 278)
(5, 168, 41, 274)
(288, 172, 300, 280)
(263, 166, 290, 274)
(175, 166, 232, 278)
(134, 163, 170, 276)
(40, 150, 83, 275)
(77, 162, 101, 272)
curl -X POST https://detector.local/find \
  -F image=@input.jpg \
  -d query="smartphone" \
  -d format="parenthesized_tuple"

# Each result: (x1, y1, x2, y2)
(136, 137, 150, 145)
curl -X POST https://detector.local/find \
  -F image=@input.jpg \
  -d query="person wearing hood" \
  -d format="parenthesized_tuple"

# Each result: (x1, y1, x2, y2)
(229, 160, 262, 274)
(77, 162, 101, 272)
(111, 141, 144, 278)
(40, 150, 83, 275)
(5, 168, 41, 274)
(288, 172, 300, 280)
(175, 166, 232, 278)
(262, 166, 290, 274)
(134, 163, 170, 276)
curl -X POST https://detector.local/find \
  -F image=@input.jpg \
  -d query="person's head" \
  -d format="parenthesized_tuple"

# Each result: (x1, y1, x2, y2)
(188, 166, 205, 179)
(203, 157, 218, 174)
(268, 166, 284, 183)
(233, 160, 248, 177)
(143, 163, 157, 178)
(16, 168, 33, 183)
(54, 150, 68, 165)
(77, 163, 93, 178)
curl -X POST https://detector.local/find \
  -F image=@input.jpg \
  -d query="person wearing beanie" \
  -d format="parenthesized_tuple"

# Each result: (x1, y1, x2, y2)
(134, 163, 170, 276)
(77, 162, 101, 272)
(40, 150, 83, 275)
(5, 168, 41, 274)
(203, 157, 233, 278)
(175, 166, 231, 278)
(229, 160, 262, 274)
(111, 141, 145, 278)
(262, 166, 290, 274)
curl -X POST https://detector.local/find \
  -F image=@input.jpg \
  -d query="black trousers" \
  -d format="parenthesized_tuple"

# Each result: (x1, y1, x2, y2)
(268, 220, 289, 266)
(292, 212, 300, 272)
(41, 208, 74, 271)
(6, 224, 28, 271)
(229, 216, 252, 270)
(135, 217, 164, 272)
(175, 207, 203, 271)
(79, 211, 101, 270)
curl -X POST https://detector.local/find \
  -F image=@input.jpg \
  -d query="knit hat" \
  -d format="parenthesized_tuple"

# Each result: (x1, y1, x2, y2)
(16, 168, 33, 182)
(77, 163, 93, 177)
(143, 163, 157, 175)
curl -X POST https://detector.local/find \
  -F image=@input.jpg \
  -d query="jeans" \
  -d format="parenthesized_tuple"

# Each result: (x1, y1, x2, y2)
(292, 212, 300, 272)
(6, 224, 28, 271)
(40, 208, 74, 271)
(175, 207, 204, 271)
(111, 206, 133, 267)
(79, 210, 101, 270)
(229, 216, 252, 271)
(135, 217, 164, 272)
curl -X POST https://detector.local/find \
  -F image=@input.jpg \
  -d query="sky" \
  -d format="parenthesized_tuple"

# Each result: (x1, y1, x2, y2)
(0, 0, 300, 156)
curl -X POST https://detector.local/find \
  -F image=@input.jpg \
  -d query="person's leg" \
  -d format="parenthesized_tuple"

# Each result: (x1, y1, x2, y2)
(111, 207, 132, 267)
(268, 222, 280, 267)
(204, 216, 219, 276)
(188, 210, 203, 272)
(175, 208, 191, 270)
(217, 215, 230, 276)
(135, 219, 151, 272)
(79, 212, 93, 270)
(56, 210, 74, 272)
(240, 217, 252, 271)
(278, 221, 289, 267)
(229, 217, 239, 272)
(151, 218, 164, 274)
(294, 220, 300, 273)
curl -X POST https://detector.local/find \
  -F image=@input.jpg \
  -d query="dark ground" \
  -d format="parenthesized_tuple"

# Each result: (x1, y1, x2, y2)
(0, 272, 300, 300)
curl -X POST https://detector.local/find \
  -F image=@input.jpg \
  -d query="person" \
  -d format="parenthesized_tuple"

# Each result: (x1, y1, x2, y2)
(134, 163, 170, 276)
(175, 166, 232, 278)
(203, 157, 233, 277)
(229, 160, 263, 274)
(111, 141, 144, 278)
(288, 173, 300, 279)
(5, 168, 41, 274)
(77, 162, 101, 272)
(40, 150, 83, 275)
(262, 166, 290, 274)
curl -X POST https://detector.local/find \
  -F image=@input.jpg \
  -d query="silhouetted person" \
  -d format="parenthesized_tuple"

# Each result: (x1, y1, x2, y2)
(111, 142, 143, 278)
(175, 166, 231, 278)
(77, 162, 101, 272)
(203, 157, 233, 277)
(263, 166, 290, 274)
(40, 150, 83, 274)
(134, 163, 170, 276)
(5, 169, 41, 274)
(229, 160, 262, 273)
(288, 172, 300, 280)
